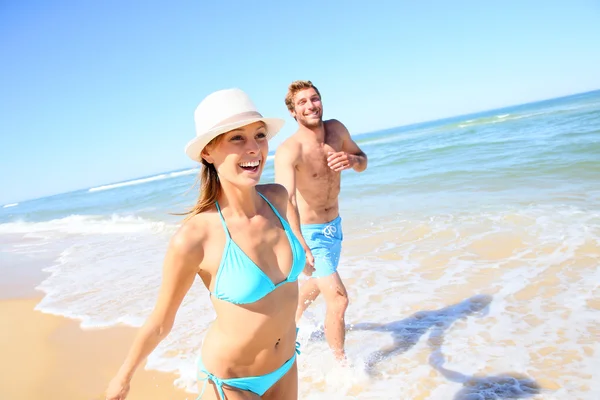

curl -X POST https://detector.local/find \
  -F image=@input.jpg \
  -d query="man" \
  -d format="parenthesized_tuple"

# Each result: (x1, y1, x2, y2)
(274, 80, 368, 361)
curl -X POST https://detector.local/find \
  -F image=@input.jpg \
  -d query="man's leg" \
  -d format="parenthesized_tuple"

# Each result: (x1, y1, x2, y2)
(295, 278, 320, 323)
(315, 272, 349, 361)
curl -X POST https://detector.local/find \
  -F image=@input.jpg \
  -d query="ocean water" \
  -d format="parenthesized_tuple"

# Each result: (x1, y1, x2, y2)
(1, 90, 599, 399)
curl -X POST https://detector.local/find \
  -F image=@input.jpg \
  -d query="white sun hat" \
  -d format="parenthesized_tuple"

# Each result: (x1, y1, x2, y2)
(184, 88, 285, 162)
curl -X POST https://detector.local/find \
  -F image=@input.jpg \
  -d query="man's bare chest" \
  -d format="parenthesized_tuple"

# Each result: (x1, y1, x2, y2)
(298, 141, 343, 179)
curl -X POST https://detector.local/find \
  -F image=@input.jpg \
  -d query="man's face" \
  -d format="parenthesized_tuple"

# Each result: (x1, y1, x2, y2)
(290, 88, 322, 128)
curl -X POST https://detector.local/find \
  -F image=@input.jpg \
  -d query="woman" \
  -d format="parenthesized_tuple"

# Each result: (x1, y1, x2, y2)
(106, 88, 307, 400)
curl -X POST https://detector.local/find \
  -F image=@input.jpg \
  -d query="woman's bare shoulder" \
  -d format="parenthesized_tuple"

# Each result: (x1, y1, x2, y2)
(169, 208, 218, 257)
(257, 184, 289, 215)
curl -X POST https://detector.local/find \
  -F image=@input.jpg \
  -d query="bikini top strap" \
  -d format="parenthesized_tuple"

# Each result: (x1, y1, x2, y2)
(258, 192, 286, 225)
(214, 201, 231, 238)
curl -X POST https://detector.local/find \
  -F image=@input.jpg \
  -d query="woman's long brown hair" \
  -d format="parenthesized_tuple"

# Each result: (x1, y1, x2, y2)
(180, 136, 222, 221)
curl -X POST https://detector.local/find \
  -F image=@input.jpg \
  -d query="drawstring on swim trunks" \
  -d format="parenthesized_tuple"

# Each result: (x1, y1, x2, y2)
(322, 224, 337, 238)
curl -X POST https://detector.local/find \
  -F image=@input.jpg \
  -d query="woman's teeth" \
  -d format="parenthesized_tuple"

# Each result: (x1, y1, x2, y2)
(239, 160, 260, 167)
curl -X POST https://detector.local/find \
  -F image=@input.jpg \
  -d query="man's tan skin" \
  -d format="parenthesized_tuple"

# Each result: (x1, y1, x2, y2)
(274, 81, 367, 361)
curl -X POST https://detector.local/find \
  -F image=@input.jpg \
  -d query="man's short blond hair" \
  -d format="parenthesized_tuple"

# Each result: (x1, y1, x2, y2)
(285, 80, 321, 112)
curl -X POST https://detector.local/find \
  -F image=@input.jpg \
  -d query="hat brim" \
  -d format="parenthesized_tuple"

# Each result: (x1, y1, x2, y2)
(184, 117, 285, 162)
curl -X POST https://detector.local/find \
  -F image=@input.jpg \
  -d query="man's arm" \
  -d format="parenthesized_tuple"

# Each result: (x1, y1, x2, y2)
(274, 143, 315, 273)
(327, 120, 368, 172)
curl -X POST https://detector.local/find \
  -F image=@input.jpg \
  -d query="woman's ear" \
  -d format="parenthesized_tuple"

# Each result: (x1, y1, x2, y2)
(200, 147, 214, 164)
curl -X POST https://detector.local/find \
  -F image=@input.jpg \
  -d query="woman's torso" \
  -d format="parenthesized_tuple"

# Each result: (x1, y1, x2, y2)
(191, 185, 304, 377)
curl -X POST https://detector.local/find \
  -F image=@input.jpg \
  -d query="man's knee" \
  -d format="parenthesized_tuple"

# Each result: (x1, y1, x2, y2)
(338, 291, 349, 311)
(328, 289, 349, 314)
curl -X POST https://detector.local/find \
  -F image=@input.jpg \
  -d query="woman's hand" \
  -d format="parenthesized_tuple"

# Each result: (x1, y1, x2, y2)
(105, 376, 130, 400)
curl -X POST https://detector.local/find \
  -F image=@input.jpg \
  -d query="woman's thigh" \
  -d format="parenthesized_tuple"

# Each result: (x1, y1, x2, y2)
(198, 380, 262, 400)
(263, 360, 298, 400)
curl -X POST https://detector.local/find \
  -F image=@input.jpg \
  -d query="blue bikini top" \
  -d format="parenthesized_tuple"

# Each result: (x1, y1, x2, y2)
(210, 192, 306, 305)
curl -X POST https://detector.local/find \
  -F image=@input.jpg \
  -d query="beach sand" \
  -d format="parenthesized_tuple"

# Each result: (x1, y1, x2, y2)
(0, 296, 192, 400)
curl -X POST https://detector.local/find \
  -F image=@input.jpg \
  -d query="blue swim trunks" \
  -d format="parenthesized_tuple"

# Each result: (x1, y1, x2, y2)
(301, 216, 343, 278)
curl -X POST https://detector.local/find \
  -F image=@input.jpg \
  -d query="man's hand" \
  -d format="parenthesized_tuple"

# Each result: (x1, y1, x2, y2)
(327, 151, 356, 172)
(303, 247, 315, 276)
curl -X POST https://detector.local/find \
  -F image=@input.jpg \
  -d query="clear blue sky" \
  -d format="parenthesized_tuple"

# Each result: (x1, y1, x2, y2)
(1, 0, 599, 204)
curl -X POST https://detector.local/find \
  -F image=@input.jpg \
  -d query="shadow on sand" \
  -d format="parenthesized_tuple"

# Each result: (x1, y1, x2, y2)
(348, 294, 542, 399)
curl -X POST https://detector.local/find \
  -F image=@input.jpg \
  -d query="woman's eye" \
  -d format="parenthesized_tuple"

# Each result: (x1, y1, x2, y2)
(230, 135, 243, 141)
(256, 132, 267, 139)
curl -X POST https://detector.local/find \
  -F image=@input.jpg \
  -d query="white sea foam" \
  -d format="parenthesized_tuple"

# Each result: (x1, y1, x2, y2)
(10, 204, 595, 399)
(86, 161, 281, 195)
(2, 203, 18, 208)
(88, 168, 199, 192)
(457, 111, 550, 128)
(0, 214, 172, 236)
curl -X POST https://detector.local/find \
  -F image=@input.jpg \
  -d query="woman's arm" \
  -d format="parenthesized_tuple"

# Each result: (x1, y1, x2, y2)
(260, 183, 315, 275)
(106, 227, 203, 399)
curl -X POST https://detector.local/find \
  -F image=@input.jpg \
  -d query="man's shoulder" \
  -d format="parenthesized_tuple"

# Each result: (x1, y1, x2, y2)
(324, 119, 349, 134)
(324, 118, 343, 126)
(280, 131, 303, 146)
(275, 134, 302, 158)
